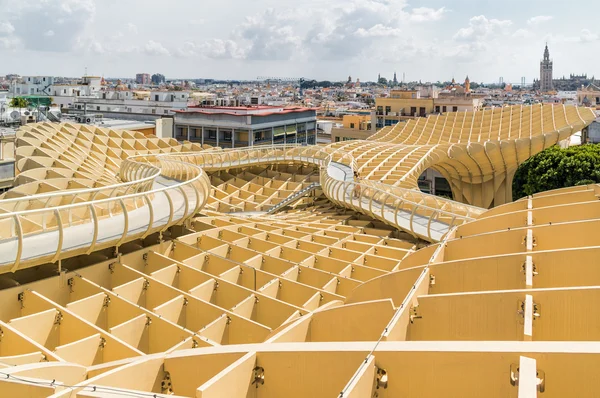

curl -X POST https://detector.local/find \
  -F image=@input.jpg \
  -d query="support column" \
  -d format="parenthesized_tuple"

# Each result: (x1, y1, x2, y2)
(314, 122, 317, 145)
(249, 130, 253, 147)
(187, 125, 191, 141)
(284, 125, 287, 145)
(216, 127, 219, 147)
(295, 123, 298, 144)
(201, 126, 204, 146)
(271, 127, 274, 146)
(305, 122, 308, 144)
(232, 128, 235, 148)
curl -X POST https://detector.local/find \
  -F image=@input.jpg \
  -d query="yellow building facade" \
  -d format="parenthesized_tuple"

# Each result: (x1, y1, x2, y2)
(331, 114, 373, 142)
(0, 104, 597, 397)
(375, 90, 434, 128)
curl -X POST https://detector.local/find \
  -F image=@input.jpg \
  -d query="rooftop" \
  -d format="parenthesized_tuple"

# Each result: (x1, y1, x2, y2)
(176, 105, 315, 116)
(0, 104, 597, 397)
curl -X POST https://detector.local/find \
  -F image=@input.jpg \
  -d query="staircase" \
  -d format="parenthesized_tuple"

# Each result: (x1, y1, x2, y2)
(46, 111, 61, 122)
(266, 182, 321, 214)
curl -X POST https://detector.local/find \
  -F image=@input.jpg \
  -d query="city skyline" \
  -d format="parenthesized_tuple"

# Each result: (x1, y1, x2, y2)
(0, 0, 598, 83)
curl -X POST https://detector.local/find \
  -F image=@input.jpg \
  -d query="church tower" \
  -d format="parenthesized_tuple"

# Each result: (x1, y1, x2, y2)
(393, 72, 398, 85)
(540, 43, 553, 92)
(464, 75, 470, 92)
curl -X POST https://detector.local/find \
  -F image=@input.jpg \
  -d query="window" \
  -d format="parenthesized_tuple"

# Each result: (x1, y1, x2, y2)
(223, 131, 232, 141)
(442, 106, 447, 112)
(410, 107, 417, 116)
(63, 89, 67, 94)
(152, 109, 156, 114)
(376, 106, 383, 115)
(452, 106, 458, 112)
(335, 136, 340, 142)
(155, 95, 159, 101)
(342, 137, 355, 141)
(434, 177, 452, 198)
(208, 130, 217, 139)
(435, 106, 440, 113)
(385, 106, 391, 115)
(419, 107, 426, 117)
(96, 106, 100, 111)
(350, 123, 355, 129)
(164, 110, 169, 114)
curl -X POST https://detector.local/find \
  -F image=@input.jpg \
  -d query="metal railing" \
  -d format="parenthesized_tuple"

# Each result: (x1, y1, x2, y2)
(266, 182, 321, 214)
(0, 154, 211, 272)
(0, 143, 485, 273)
(167, 143, 482, 241)
(317, 148, 483, 241)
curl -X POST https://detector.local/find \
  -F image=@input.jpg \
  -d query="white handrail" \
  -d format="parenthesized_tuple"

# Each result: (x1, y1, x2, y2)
(0, 143, 486, 273)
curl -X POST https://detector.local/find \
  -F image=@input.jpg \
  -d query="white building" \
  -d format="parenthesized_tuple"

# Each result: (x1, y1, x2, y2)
(12, 76, 55, 96)
(10, 76, 104, 109)
(70, 90, 189, 116)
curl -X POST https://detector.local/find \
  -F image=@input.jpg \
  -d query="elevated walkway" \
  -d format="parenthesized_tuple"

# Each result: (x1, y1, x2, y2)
(0, 143, 484, 273)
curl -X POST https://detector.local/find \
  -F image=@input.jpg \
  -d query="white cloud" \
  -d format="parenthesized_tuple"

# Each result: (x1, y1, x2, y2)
(144, 40, 170, 56)
(127, 23, 138, 34)
(133, 1, 440, 63)
(580, 29, 599, 42)
(174, 41, 198, 58)
(354, 24, 401, 38)
(0, 21, 14, 35)
(527, 15, 553, 25)
(235, 8, 302, 60)
(0, 20, 17, 50)
(0, 0, 594, 83)
(454, 15, 512, 41)
(5, 0, 96, 52)
(0, 36, 18, 50)
(304, 0, 409, 59)
(89, 40, 104, 54)
(512, 28, 532, 38)
(198, 39, 244, 59)
(410, 7, 446, 22)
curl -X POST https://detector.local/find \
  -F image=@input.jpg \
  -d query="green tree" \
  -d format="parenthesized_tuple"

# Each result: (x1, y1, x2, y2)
(9, 96, 28, 111)
(513, 144, 600, 200)
(378, 77, 388, 85)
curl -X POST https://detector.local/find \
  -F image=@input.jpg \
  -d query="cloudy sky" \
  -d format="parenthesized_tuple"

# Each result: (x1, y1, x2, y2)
(0, 0, 596, 83)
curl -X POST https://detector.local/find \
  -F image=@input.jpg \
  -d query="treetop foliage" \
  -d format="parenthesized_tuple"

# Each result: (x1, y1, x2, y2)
(513, 144, 600, 200)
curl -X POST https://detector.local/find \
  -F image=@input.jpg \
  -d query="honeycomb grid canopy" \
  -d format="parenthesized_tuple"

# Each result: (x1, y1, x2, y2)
(0, 104, 597, 397)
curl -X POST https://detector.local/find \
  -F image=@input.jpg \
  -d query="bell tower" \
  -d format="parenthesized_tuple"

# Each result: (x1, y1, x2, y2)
(540, 43, 553, 91)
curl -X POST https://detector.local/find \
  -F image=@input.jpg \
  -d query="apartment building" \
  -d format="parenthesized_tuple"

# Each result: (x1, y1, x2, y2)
(331, 114, 375, 142)
(174, 105, 317, 147)
(374, 90, 434, 128)
(136, 73, 151, 85)
(374, 87, 484, 128)
(70, 90, 190, 116)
